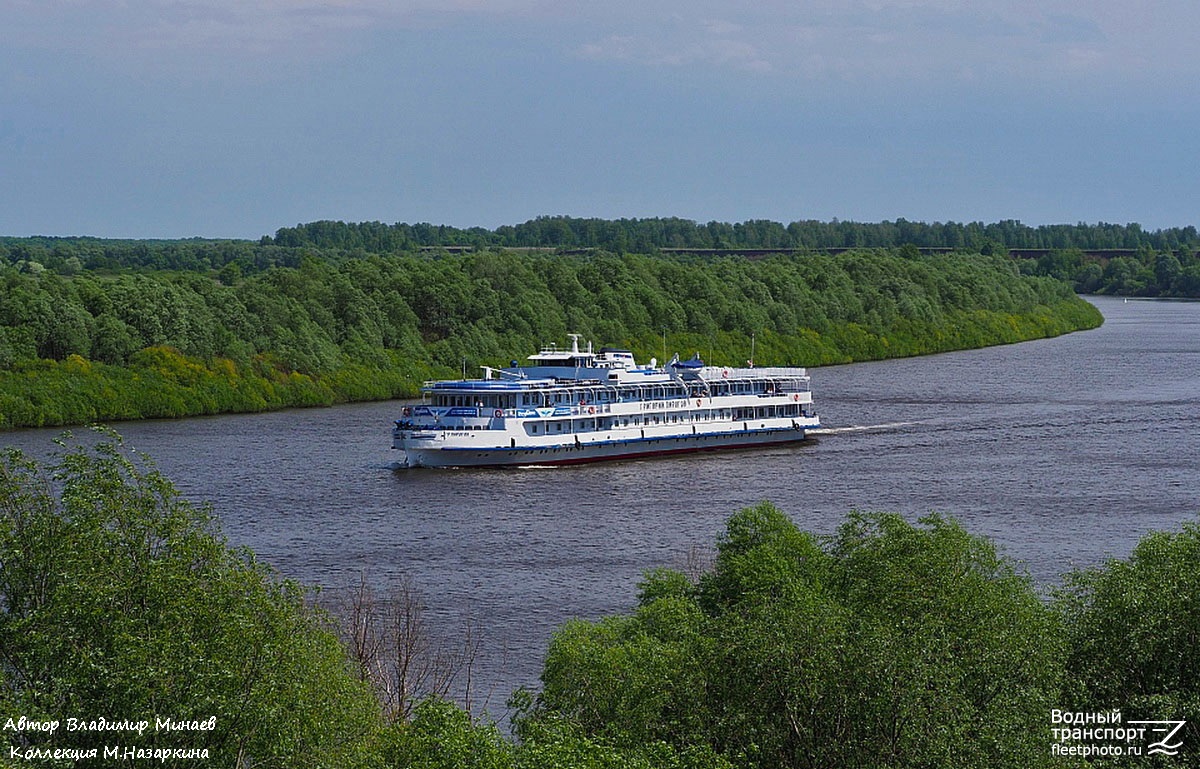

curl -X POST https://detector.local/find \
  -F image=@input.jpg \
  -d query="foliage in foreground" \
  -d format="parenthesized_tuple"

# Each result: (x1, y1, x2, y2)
(4, 437, 1198, 767)
(1056, 523, 1200, 766)
(383, 697, 731, 769)
(0, 435, 728, 769)
(0, 434, 384, 767)
(530, 505, 1200, 768)
(536, 504, 1063, 769)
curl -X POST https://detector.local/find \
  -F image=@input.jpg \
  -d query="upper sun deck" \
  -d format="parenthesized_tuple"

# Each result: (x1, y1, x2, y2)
(423, 378, 553, 393)
(419, 336, 809, 398)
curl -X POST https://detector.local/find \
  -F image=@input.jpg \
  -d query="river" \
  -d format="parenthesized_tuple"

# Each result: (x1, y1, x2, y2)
(4, 295, 1197, 715)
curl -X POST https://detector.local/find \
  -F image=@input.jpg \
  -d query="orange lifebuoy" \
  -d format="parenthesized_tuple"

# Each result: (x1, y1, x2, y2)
(695, 399, 702, 407)
(722, 368, 729, 378)
(588, 406, 596, 414)
(793, 394, 799, 402)
(494, 409, 503, 418)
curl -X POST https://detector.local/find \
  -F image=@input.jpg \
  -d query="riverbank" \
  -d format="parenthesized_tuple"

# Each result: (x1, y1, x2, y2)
(0, 297, 1100, 430)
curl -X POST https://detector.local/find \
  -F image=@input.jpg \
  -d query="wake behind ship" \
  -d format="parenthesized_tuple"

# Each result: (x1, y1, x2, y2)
(392, 335, 819, 468)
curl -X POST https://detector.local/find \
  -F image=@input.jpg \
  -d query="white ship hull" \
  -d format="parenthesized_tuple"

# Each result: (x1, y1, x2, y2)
(395, 415, 819, 468)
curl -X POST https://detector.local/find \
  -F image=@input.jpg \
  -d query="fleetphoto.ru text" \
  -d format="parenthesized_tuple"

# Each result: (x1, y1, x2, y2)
(1051, 709, 1186, 759)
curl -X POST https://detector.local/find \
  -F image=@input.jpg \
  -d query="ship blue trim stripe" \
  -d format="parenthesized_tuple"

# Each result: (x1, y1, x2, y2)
(428, 425, 817, 454)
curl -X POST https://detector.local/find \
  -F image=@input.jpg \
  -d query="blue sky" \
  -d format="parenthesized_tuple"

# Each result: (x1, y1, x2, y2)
(2, 1, 1198, 239)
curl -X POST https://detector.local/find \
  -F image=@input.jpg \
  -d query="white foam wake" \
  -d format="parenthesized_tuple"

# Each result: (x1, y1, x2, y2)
(808, 421, 919, 435)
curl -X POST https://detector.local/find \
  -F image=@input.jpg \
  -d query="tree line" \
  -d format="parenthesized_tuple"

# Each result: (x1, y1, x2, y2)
(8, 215, 1200, 300)
(5, 217, 1199, 275)
(1, 437, 1194, 767)
(0, 248, 1100, 428)
(266, 217, 1200, 254)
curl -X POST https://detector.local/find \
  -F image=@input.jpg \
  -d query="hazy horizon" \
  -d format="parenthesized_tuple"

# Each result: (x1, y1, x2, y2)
(3, 1, 1198, 239)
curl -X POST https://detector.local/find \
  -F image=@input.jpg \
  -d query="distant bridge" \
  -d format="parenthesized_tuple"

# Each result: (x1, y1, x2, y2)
(418, 245, 1183, 260)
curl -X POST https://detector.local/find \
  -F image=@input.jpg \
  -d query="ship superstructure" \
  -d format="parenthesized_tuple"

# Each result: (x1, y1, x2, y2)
(392, 335, 818, 468)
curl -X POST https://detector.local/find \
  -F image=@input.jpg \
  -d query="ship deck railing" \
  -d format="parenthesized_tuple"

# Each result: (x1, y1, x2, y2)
(696, 365, 808, 380)
(406, 394, 816, 422)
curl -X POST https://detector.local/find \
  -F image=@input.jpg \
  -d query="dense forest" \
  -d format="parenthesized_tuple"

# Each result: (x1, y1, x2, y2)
(4, 216, 1199, 298)
(0, 246, 1099, 428)
(3, 437, 1196, 767)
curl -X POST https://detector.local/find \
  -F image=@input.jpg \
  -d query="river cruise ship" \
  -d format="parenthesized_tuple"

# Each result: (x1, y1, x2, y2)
(392, 335, 819, 468)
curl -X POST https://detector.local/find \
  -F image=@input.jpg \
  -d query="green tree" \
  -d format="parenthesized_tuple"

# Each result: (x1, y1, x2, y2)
(1101, 257, 1151, 295)
(537, 504, 1062, 769)
(1152, 251, 1183, 295)
(91, 312, 142, 364)
(1057, 522, 1200, 765)
(0, 432, 382, 767)
(383, 695, 732, 769)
